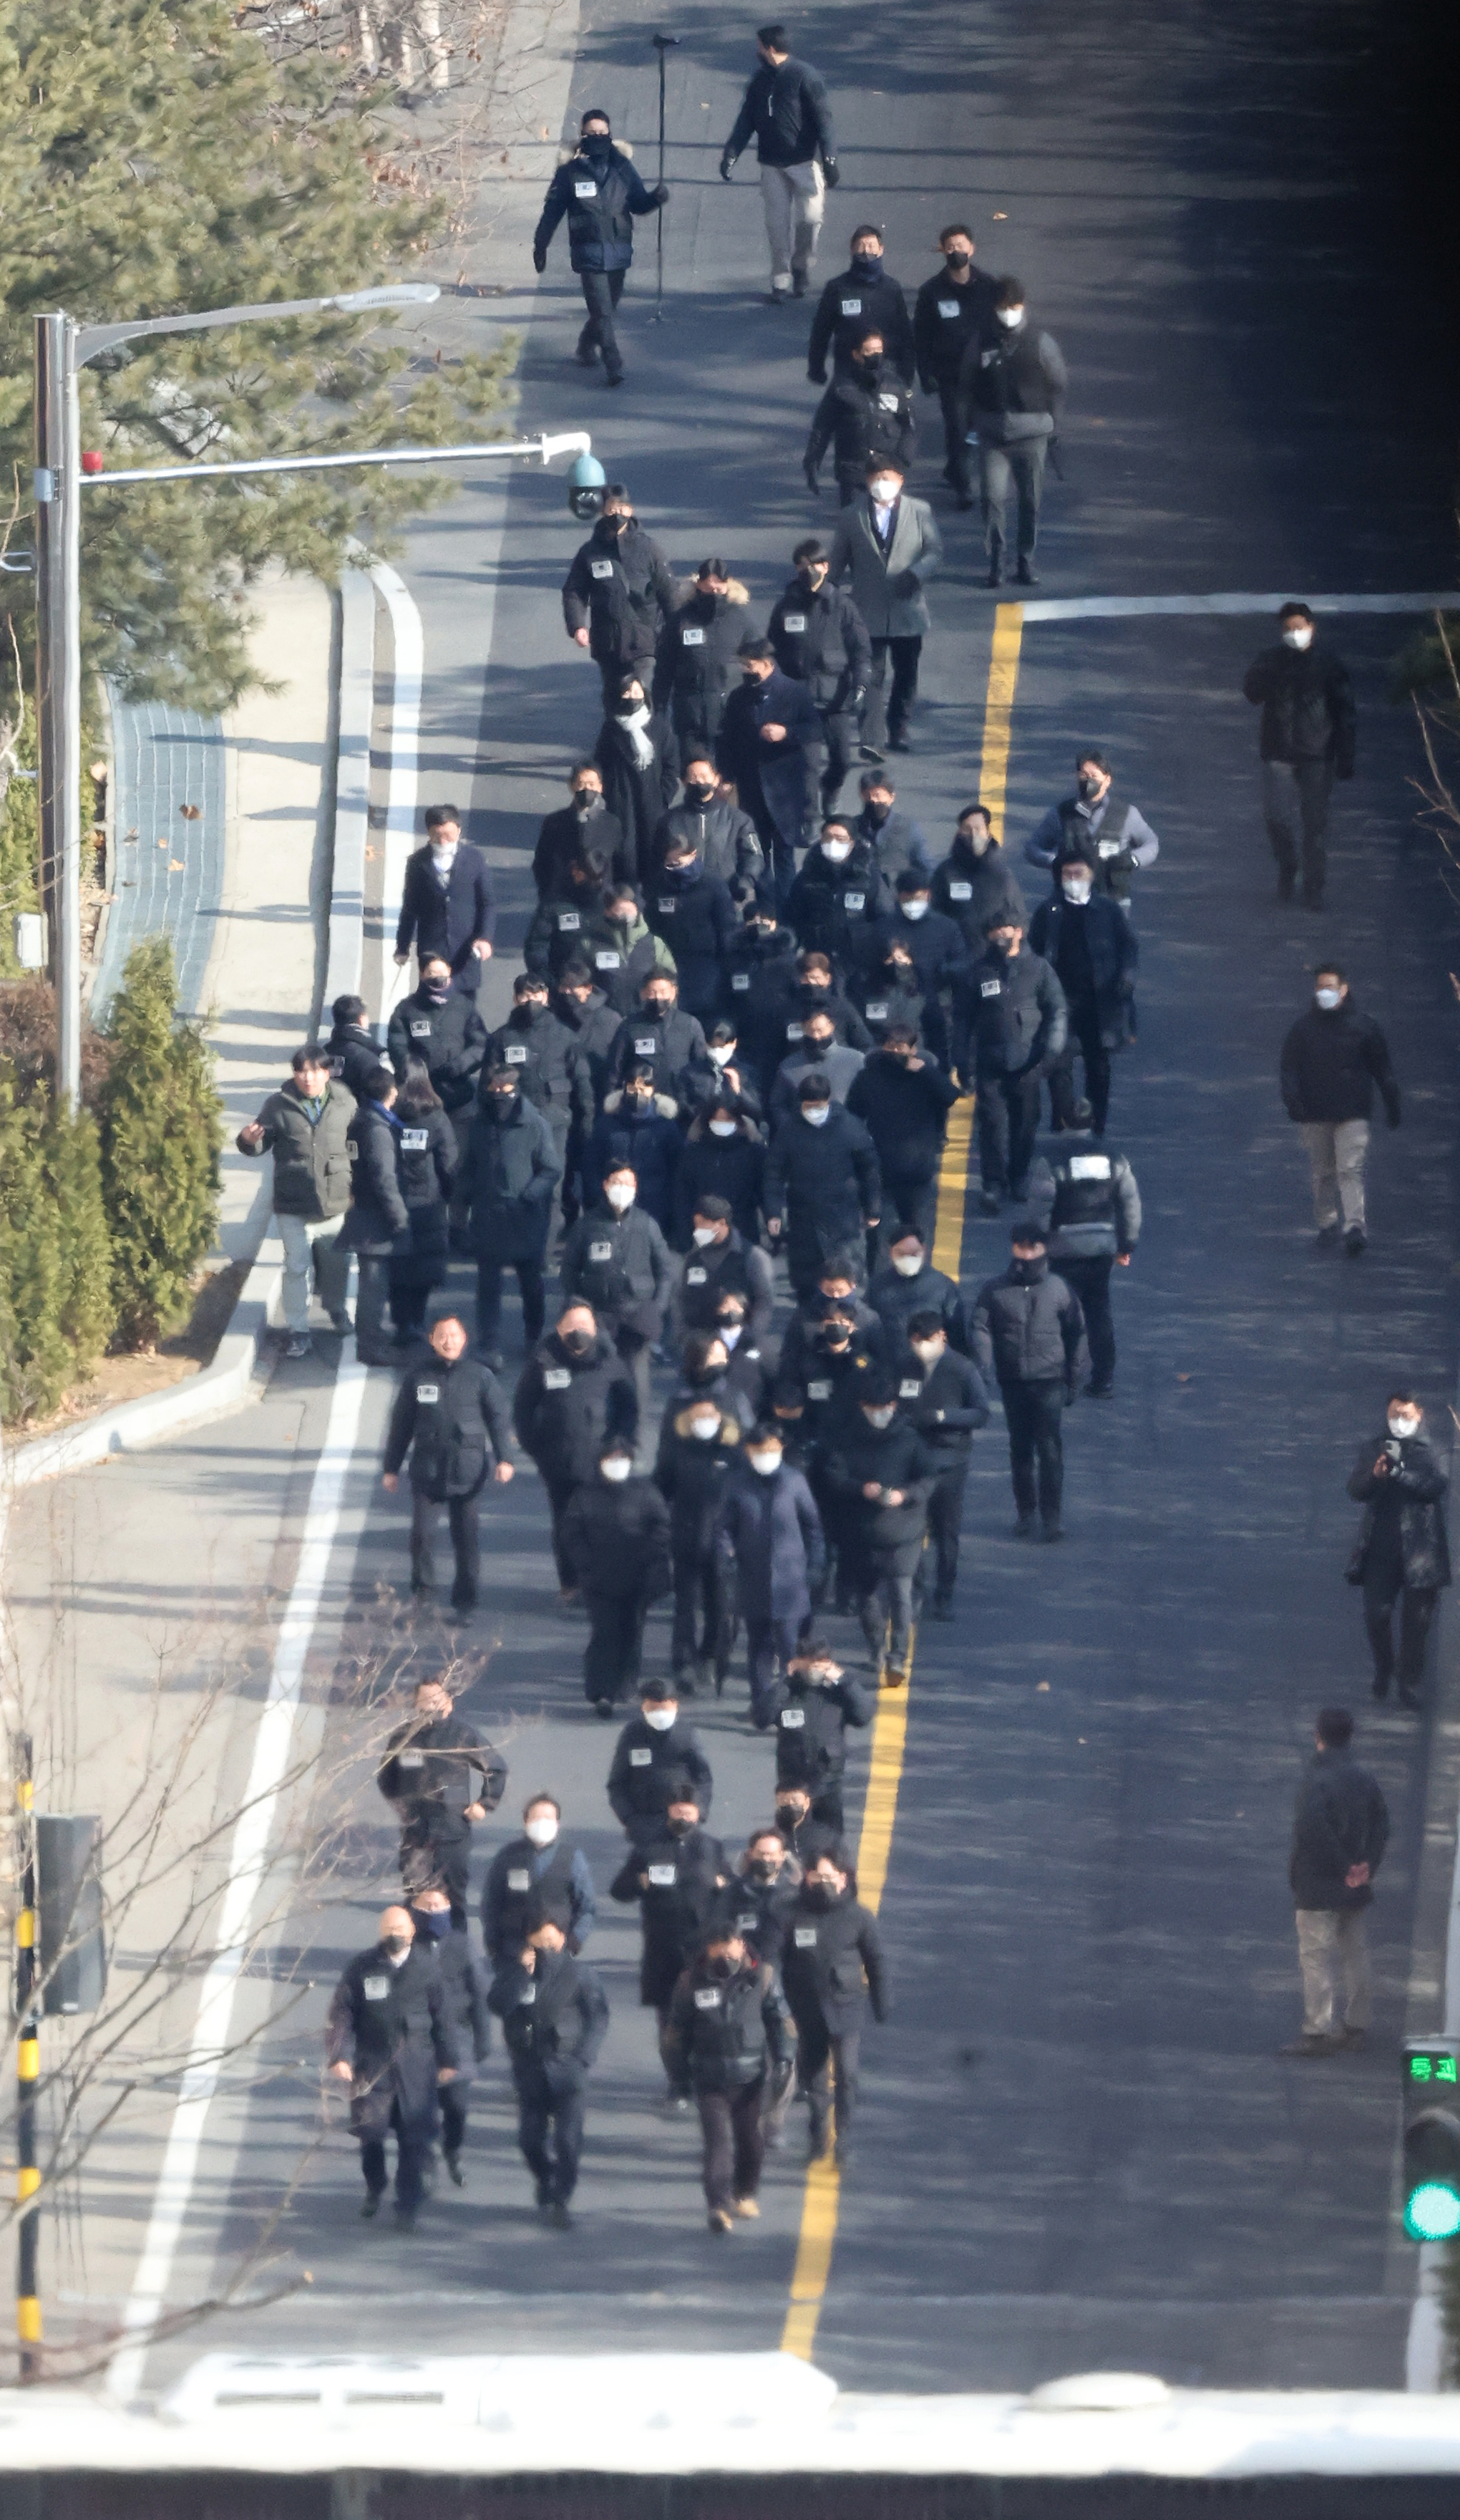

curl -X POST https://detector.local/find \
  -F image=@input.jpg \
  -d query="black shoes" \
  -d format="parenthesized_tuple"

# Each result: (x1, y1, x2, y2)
(986, 560, 1003, 588)
(361, 2191, 383, 2220)
(1315, 1222, 1340, 1249)
(1343, 1226, 1366, 1258)
(1013, 1514, 1038, 1541)
(444, 2150, 465, 2188)
(887, 732, 912, 753)
(1016, 558, 1039, 586)
(1280, 2032, 1343, 2058)
(930, 1599, 955, 1622)
(978, 1188, 1003, 1216)
(792, 270, 809, 298)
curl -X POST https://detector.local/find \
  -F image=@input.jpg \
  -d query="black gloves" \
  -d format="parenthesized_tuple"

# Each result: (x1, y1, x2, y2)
(719, 153, 735, 182)
(807, 367, 827, 387)
(803, 461, 821, 495)
(822, 157, 840, 188)
(653, 183, 669, 207)
(532, 246, 547, 274)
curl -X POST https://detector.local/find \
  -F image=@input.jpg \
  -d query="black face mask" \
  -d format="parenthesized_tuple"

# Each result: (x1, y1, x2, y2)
(1078, 774, 1104, 801)
(515, 999, 546, 1024)
(749, 1858, 779, 1884)
(851, 252, 881, 277)
(797, 567, 823, 591)
(821, 1330, 851, 1353)
(945, 248, 971, 270)
(865, 799, 891, 826)
(802, 1036, 830, 1061)
(582, 130, 612, 158)
(574, 790, 602, 815)
(595, 513, 627, 544)
(684, 781, 716, 805)
(487, 1092, 517, 1117)
(857, 355, 882, 384)
(643, 1002, 672, 1023)
(665, 1815, 694, 1838)
(707, 1954, 735, 1980)
(1010, 1256, 1048, 1284)
(422, 981, 450, 1004)
(614, 697, 643, 717)
(624, 1090, 653, 1111)
(559, 1329, 593, 1357)
(804, 1883, 836, 1909)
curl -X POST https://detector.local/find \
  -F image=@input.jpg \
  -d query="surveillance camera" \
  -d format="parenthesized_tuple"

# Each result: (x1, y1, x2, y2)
(568, 451, 607, 521)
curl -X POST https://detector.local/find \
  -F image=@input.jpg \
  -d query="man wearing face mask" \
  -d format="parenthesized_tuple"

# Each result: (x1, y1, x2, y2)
(377, 1677, 509, 1929)
(914, 223, 999, 506)
(664, 1927, 793, 2231)
(560, 1162, 673, 1410)
(804, 330, 917, 508)
(672, 1193, 775, 1334)
(721, 896, 799, 1062)
(711, 1294, 775, 1430)
(898, 1311, 991, 1619)
(847, 1017, 963, 1254)
(769, 539, 872, 818)
(655, 759, 765, 896)
(460, 1067, 563, 1367)
(594, 671, 682, 891)
(766, 1073, 882, 1298)
(339, 1064, 412, 1367)
(407, 1883, 490, 2187)
(656, 1388, 742, 1695)
(771, 1006, 866, 1127)
(952, 914, 1067, 1211)
(852, 770, 932, 881)
(716, 1420, 824, 1712)
(867, 871, 963, 1052)
(782, 1852, 887, 2168)
(645, 838, 739, 1028)
(851, 942, 930, 1051)
(959, 278, 1068, 588)
(1279, 962, 1400, 1257)
(611, 1785, 727, 2099)
(608, 971, 711, 1110)
(485, 974, 592, 1227)
(394, 805, 495, 996)
(1026, 750, 1160, 910)
(828, 460, 942, 757)
(523, 848, 625, 994)
(587, 1062, 682, 1237)
(682, 1016, 764, 1129)
(774, 1783, 837, 1870)
(1243, 603, 1356, 908)
(386, 956, 488, 1168)
(588, 881, 678, 1019)
(972, 1227, 1088, 1542)
(608, 1682, 715, 1841)
(866, 1223, 970, 1357)
(779, 1256, 885, 1386)
(1024, 1102, 1141, 1401)
(489, 1902, 610, 2227)
(756, 1640, 872, 1838)
(326, 1905, 459, 2230)
(1346, 1394, 1450, 1708)
(720, 22, 837, 304)
(328, 992, 381, 1102)
(826, 1370, 938, 1684)
(381, 1312, 517, 1604)
(563, 488, 676, 702)
(532, 110, 668, 387)
(560, 1438, 673, 1712)
(716, 637, 824, 901)
(930, 803, 1026, 951)
(512, 1302, 638, 1589)
(483, 1795, 598, 1969)
(785, 818, 890, 969)
(716, 1827, 802, 1973)
(808, 225, 915, 384)
(653, 561, 751, 757)
(555, 966, 625, 1178)
(533, 762, 636, 899)
(1028, 858, 1139, 1138)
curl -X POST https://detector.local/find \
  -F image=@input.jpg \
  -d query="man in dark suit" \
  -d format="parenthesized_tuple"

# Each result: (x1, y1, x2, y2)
(395, 804, 495, 997)
(716, 638, 823, 905)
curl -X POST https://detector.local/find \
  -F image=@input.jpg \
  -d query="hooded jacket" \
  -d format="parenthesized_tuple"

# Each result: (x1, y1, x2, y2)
(338, 1101, 411, 1255)
(534, 138, 665, 275)
(512, 1327, 638, 1485)
(328, 1019, 381, 1102)
(391, 1102, 458, 1259)
(764, 1103, 882, 1266)
(655, 1402, 742, 1551)
(563, 515, 676, 669)
(652, 579, 751, 737)
(972, 1258, 1088, 1390)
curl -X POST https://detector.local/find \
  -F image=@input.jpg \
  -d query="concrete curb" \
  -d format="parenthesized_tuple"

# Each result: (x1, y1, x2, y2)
(324, 570, 376, 1009)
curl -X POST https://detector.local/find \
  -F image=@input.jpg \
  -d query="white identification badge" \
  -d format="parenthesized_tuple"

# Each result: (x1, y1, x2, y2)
(1069, 1154, 1111, 1181)
(542, 1367, 571, 1390)
(574, 180, 598, 198)
(786, 1022, 803, 1041)
(589, 1240, 613, 1263)
(794, 1926, 818, 1949)
(519, 1983, 536, 2006)
(507, 1869, 531, 1893)
(505, 1043, 527, 1064)
(900, 1379, 921, 1399)
(409, 1018, 432, 1037)
(865, 1001, 887, 1021)
(736, 1911, 756, 1933)
(415, 1383, 440, 1405)
(938, 298, 960, 318)
(949, 881, 972, 901)
(808, 1380, 832, 1402)
(780, 1707, 806, 1730)
(631, 1747, 653, 1768)
(1098, 836, 1121, 857)
(694, 1986, 721, 2009)
(590, 558, 614, 579)
(980, 979, 1001, 998)
(783, 612, 807, 634)
(397, 1750, 425, 1770)
(845, 891, 865, 911)
(558, 910, 580, 931)
(877, 391, 900, 412)
(981, 347, 999, 367)
(648, 1863, 676, 1885)
(658, 897, 676, 914)
(400, 1128, 429, 1151)
(634, 1034, 656, 1056)
(731, 972, 749, 990)
(682, 626, 706, 647)
(596, 949, 621, 969)
(686, 1266, 707, 1285)
(364, 1975, 391, 2000)
(840, 297, 862, 316)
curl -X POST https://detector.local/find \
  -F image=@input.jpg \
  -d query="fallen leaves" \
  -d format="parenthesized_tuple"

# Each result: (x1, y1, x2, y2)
(180, 803, 202, 820)
(1036, 1680, 1050, 1692)
(168, 859, 185, 872)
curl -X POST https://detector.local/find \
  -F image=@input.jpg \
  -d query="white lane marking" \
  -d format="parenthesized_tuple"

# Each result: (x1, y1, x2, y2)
(107, 1356, 371, 2404)
(1019, 591, 1460, 622)
(369, 561, 424, 1040)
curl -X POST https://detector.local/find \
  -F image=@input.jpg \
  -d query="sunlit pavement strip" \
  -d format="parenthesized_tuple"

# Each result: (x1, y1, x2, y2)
(1017, 590, 1460, 622)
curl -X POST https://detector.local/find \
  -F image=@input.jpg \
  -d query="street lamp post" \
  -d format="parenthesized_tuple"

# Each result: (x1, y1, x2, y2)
(33, 285, 587, 1111)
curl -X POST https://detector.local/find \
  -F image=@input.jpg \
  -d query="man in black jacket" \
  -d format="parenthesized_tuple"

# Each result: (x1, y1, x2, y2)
(653, 561, 750, 756)
(804, 331, 916, 506)
(560, 1439, 673, 1710)
(382, 1314, 515, 1611)
(1280, 962, 1399, 1258)
(866, 872, 963, 1064)
(608, 1680, 716, 1843)
(958, 278, 1067, 588)
(610, 1785, 727, 2092)
(608, 969, 710, 1107)
(765, 1074, 882, 1297)
(673, 1194, 774, 1333)
(532, 109, 668, 385)
(562, 489, 676, 701)
(339, 1065, 411, 1366)
(1243, 603, 1356, 908)
(900, 1310, 991, 1617)
(656, 763, 766, 896)
(930, 803, 1026, 951)
(664, 1927, 793, 2230)
(1346, 1392, 1450, 1707)
(328, 994, 381, 1100)
(756, 1638, 872, 1838)
(485, 970, 592, 1195)
(784, 820, 890, 971)
(407, 1883, 491, 2186)
(490, 1903, 610, 2226)
(866, 1221, 969, 1354)
(808, 226, 915, 384)
(326, 1905, 459, 2228)
(720, 22, 837, 302)
(512, 1303, 638, 1586)
(645, 835, 740, 1029)
(560, 1161, 674, 1410)
(237, 1045, 355, 1358)
(972, 1226, 1088, 1541)
(1024, 1106, 1142, 1400)
(532, 762, 636, 898)
(846, 1034, 959, 1255)
(1284, 1708, 1388, 2058)
(655, 1390, 741, 1694)
(913, 223, 998, 505)
(782, 1850, 887, 2166)
(769, 540, 871, 817)
(387, 954, 488, 1235)
(1029, 866, 1138, 1138)
(953, 912, 1067, 1211)
(376, 1677, 508, 1927)
(716, 640, 824, 900)
(394, 805, 495, 995)
(825, 1371, 938, 1682)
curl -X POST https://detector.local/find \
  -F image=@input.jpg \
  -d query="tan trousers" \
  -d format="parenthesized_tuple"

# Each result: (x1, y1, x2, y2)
(1300, 1116, 1368, 1231)
(760, 161, 826, 289)
(1295, 1907, 1371, 2036)
(357, 0, 449, 91)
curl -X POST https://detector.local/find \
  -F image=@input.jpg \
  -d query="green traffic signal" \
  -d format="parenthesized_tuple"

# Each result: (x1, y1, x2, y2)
(1403, 2180, 1460, 2244)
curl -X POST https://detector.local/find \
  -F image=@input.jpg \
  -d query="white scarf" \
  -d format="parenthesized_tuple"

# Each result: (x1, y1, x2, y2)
(618, 704, 655, 769)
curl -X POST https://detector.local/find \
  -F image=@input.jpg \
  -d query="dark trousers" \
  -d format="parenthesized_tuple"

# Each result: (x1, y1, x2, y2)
(1049, 1004, 1113, 1135)
(399, 1826, 471, 1926)
(543, 1469, 580, 1588)
(980, 437, 1047, 561)
(976, 1070, 1041, 1196)
(812, 706, 860, 816)
(355, 1254, 394, 1364)
(1263, 759, 1334, 903)
(1057, 1255, 1116, 1393)
(583, 1590, 649, 1705)
(475, 1255, 546, 1352)
(936, 376, 969, 493)
(410, 1485, 481, 1604)
(923, 1463, 968, 1604)
(612, 1321, 654, 1416)
(1001, 1378, 1065, 1526)
(747, 1614, 809, 1721)
(864, 636, 922, 750)
(360, 2098, 427, 2214)
(515, 2063, 585, 2204)
(797, 2017, 860, 2150)
(699, 2079, 767, 2211)
(578, 266, 626, 378)
(856, 1557, 917, 1670)
(439, 2080, 470, 2158)
(389, 1269, 437, 1339)
(808, 1778, 845, 1836)
(671, 1544, 731, 1681)
(1363, 1575, 1438, 1697)
(880, 1172, 940, 1254)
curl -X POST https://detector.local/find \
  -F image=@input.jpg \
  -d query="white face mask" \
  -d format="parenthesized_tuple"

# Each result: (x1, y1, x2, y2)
(961, 827, 992, 856)
(1061, 879, 1093, 906)
(525, 1816, 558, 1848)
(709, 1043, 734, 1065)
(996, 305, 1024, 329)
(600, 1457, 633, 1483)
(748, 1449, 782, 1476)
(692, 1224, 720, 1246)
(1388, 1414, 1420, 1440)
(605, 1183, 635, 1212)
(901, 899, 930, 921)
(430, 842, 457, 867)
(1314, 987, 1342, 1011)
(868, 480, 900, 508)
(911, 1338, 944, 1365)
(1282, 624, 1314, 650)
(643, 1705, 676, 1730)
(863, 1405, 896, 1430)
(709, 1118, 736, 1139)
(801, 1104, 831, 1127)
(892, 1254, 923, 1278)
(718, 1324, 743, 1350)
(688, 1416, 720, 1443)
(822, 838, 852, 863)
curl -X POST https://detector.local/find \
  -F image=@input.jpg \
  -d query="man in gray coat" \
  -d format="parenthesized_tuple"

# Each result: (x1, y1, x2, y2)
(238, 1045, 356, 1358)
(827, 458, 942, 758)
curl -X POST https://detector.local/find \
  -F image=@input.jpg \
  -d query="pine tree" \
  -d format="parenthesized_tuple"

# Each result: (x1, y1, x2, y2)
(0, 0, 517, 711)
(50, 1101, 116, 1372)
(98, 936, 223, 1348)
(0, 1070, 74, 1419)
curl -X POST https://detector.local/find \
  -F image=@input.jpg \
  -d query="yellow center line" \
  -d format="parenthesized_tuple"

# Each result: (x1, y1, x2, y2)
(979, 601, 1026, 842)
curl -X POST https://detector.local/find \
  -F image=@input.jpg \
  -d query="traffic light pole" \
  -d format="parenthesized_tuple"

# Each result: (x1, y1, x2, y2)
(14, 1732, 40, 2380)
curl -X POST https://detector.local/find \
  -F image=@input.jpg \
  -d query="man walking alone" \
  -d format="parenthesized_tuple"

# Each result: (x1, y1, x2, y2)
(721, 23, 838, 304)
(1283, 1708, 1388, 2059)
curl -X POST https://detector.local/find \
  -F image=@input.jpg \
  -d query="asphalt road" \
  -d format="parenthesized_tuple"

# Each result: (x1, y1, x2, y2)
(117, 0, 1460, 2398)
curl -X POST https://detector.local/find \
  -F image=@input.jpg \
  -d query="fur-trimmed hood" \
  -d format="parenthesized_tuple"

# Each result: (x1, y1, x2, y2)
(603, 1086, 678, 1121)
(558, 139, 635, 164)
(668, 1402, 740, 1446)
(668, 576, 751, 614)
